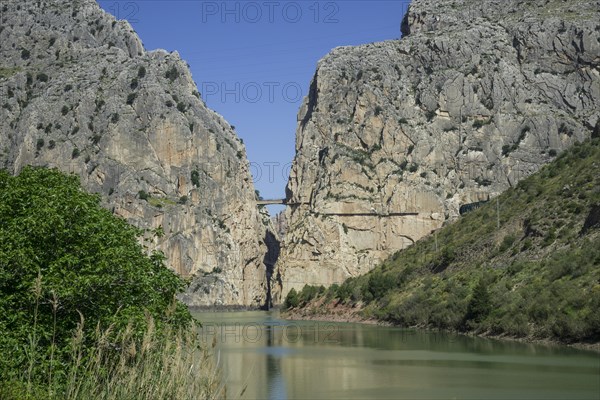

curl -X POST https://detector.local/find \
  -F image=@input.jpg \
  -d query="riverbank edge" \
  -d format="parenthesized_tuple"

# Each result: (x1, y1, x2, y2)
(283, 307, 600, 353)
(189, 305, 265, 312)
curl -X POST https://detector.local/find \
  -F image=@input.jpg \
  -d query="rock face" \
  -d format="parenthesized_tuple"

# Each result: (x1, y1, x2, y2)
(276, 0, 600, 300)
(0, 0, 274, 307)
(271, 211, 288, 239)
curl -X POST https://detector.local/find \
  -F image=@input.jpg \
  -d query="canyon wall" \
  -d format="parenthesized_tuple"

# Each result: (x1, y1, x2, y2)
(276, 0, 600, 300)
(0, 0, 275, 307)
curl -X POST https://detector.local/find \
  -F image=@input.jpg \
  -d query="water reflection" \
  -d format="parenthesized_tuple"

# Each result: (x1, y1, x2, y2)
(265, 316, 286, 400)
(195, 310, 600, 400)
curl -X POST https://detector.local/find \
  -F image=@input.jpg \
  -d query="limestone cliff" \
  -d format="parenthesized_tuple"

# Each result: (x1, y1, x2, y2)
(276, 0, 600, 300)
(0, 0, 273, 307)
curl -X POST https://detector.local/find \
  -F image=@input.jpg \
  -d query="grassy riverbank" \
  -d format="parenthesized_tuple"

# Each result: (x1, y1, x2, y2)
(285, 138, 600, 346)
(0, 316, 222, 400)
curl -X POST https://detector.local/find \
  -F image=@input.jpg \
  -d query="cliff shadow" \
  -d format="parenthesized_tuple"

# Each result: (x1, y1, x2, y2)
(262, 230, 281, 310)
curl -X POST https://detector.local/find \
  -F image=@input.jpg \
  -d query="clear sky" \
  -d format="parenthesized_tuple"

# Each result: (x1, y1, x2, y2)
(97, 0, 411, 214)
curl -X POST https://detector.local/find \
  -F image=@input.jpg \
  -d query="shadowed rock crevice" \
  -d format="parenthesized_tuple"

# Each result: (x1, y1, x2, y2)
(262, 230, 281, 310)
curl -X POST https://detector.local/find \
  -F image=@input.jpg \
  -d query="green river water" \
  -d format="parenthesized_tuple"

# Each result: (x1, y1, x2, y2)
(193, 310, 599, 400)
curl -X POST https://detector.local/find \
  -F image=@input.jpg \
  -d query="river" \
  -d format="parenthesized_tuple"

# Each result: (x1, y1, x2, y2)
(193, 310, 599, 400)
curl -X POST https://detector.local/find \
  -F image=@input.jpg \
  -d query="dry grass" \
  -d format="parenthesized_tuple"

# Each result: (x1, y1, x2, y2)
(2, 309, 224, 400)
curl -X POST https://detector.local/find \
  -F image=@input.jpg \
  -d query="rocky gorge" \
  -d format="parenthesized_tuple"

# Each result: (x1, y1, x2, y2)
(1, 0, 599, 308)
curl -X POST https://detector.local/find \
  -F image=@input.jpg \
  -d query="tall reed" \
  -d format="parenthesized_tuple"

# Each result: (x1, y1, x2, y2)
(1, 295, 223, 400)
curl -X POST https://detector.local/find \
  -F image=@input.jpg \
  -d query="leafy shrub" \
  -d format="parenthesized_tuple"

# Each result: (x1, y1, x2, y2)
(71, 148, 80, 158)
(464, 279, 491, 324)
(36, 73, 49, 82)
(362, 271, 393, 302)
(191, 170, 200, 187)
(0, 168, 192, 382)
(21, 49, 30, 60)
(138, 65, 146, 78)
(138, 190, 150, 201)
(90, 134, 101, 145)
(498, 234, 516, 253)
(95, 99, 105, 112)
(284, 288, 299, 309)
(36, 138, 44, 151)
(165, 66, 180, 82)
(473, 117, 492, 128)
(126, 93, 137, 105)
(61, 105, 69, 115)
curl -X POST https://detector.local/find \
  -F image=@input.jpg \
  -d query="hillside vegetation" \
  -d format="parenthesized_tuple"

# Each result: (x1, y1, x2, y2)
(286, 138, 600, 344)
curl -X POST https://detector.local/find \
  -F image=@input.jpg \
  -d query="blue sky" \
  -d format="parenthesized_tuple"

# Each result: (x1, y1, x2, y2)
(97, 0, 410, 214)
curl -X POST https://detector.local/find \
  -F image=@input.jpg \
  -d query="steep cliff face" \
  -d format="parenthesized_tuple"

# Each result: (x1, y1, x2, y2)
(276, 0, 600, 300)
(0, 0, 273, 307)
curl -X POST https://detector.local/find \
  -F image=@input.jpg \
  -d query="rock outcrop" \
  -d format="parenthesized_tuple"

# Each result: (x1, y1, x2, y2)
(276, 0, 600, 300)
(271, 211, 288, 239)
(0, 0, 273, 307)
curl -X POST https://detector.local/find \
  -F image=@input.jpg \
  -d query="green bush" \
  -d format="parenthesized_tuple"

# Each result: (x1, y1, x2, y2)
(191, 170, 200, 187)
(498, 234, 516, 253)
(138, 190, 150, 201)
(126, 93, 137, 105)
(284, 288, 299, 309)
(464, 279, 491, 324)
(362, 271, 393, 302)
(165, 66, 180, 82)
(0, 168, 192, 385)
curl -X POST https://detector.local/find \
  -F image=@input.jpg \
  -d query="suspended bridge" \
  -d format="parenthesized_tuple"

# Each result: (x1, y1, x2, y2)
(256, 199, 419, 216)
(256, 199, 306, 206)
